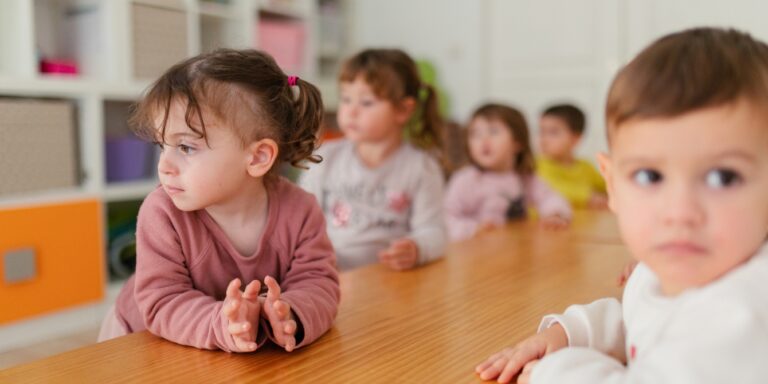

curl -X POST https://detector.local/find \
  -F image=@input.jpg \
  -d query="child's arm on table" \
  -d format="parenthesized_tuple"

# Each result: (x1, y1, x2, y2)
(134, 196, 267, 352)
(526, 176, 572, 230)
(478, 297, 626, 383)
(382, 157, 446, 270)
(444, 168, 485, 241)
(264, 200, 340, 350)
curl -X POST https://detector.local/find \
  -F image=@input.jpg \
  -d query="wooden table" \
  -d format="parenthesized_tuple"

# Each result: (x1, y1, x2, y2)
(0, 210, 631, 383)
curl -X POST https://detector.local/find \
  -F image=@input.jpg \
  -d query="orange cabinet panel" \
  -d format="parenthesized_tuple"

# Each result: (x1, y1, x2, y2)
(0, 200, 104, 324)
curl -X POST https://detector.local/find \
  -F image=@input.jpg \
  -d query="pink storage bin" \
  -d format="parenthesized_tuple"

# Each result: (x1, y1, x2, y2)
(40, 59, 79, 75)
(257, 19, 306, 73)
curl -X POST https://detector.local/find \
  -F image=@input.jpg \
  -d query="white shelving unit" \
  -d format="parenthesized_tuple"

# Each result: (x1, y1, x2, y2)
(0, 0, 349, 352)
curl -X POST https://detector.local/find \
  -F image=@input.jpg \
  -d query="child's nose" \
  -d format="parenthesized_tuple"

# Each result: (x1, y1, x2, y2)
(157, 150, 178, 176)
(662, 183, 704, 228)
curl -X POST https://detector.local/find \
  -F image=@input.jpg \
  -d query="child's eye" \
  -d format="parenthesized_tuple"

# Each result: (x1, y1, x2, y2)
(705, 168, 741, 188)
(177, 144, 196, 155)
(632, 169, 662, 186)
(360, 100, 375, 107)
(340, 96, 351, 104)
(489, 126, 504, 135)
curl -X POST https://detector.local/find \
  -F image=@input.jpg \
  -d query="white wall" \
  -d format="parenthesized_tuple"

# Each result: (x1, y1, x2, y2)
(625, 0, 768, 60)
(350, 0, 768, 163)
(347, 0, 485, 121)
(484, 0, 619, 161)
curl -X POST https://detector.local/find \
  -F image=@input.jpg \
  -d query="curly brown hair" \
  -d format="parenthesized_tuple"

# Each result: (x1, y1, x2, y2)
(130, 48, 323, 180)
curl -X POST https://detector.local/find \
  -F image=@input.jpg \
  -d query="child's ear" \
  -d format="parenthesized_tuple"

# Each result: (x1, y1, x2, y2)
(572, 132, 584, 145)
(596, 152, 616, 212)
(511, 139, 523, 155)
(246, 138, 278, 178)
(394, 97, 417, 125)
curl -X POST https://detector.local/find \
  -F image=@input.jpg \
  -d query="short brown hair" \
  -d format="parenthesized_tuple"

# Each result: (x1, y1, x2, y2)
(469, 103, 535, 177)
(339, 49, 444, 154)
(606, 27, 768, 141)
(542, 104, 586, 135)
(130, 49, 323, 178)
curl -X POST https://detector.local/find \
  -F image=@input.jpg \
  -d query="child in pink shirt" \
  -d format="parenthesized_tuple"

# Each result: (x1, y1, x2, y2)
(445, 103, 572, 241)
(98, 49, 340, 353)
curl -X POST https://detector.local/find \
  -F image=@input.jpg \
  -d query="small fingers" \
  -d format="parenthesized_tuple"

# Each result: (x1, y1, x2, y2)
(522, 360, 538, 374)
(224, 298, 241, 320)
(226, 278, 242, 299)
(272, 300, 291, 319)
(478, 355, 507, 381)
(233, 338, 257, 352)
(283, 319, 297, 335)
(517, 360, 539, 384)
(476, 352, 502, 373)
(243, 280, 262, 301)
(227, 321, 251, 335)
(389, 251, 417, 271)
(264, 275, 281, 302)
(382, 256, 405, 271)
(379, 251, 402, 270)
(496, 355, 527, 384)
(284, 335, 296, 352)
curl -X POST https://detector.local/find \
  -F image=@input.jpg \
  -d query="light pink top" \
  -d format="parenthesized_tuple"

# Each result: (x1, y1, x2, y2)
(114, 177, 340, 352)
(444, 166, 572, 241)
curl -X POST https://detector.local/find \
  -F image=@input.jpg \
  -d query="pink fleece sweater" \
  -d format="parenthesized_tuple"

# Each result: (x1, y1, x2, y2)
(444, 166, 572, 241)
(114, 177, 340, 352)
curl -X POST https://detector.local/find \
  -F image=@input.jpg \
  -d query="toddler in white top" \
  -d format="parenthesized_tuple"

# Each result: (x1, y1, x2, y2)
(476, 27, 768, 384)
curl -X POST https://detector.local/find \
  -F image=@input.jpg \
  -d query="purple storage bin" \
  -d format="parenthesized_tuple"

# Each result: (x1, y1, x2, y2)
(106, 137, 151, 182)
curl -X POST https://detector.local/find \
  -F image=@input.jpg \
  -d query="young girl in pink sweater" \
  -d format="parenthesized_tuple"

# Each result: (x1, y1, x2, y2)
(98, 49, 340, 353)
(445, 103, 572, 241)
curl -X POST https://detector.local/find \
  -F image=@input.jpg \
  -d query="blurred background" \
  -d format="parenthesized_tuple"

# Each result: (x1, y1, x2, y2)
(1, 0, 767, 368)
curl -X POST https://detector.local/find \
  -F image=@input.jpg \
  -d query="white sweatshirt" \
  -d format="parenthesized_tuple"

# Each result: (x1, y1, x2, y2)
(299, 139, 447, 270)
(532, 243, 768, 383)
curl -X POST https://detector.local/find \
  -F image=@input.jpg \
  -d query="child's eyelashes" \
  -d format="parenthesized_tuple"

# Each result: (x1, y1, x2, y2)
(155, 141, 197, 155)
(338, 95, 376, 107)
(629, 168, 743, 189)
(705, 168, 742, 189)
(631, 169, 663, 186)
(177, 143, 196, 155)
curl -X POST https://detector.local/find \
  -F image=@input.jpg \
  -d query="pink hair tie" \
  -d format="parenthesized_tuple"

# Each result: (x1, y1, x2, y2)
(287, 76, 299, 86)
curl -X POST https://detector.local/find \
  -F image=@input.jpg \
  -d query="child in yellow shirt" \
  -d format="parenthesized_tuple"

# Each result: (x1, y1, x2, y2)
(536, 104, 607, 208)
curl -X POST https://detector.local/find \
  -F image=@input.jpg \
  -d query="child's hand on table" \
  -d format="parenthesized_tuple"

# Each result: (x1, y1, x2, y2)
(540, 215, 570, 230)
(476, 323, 568, 383)
(476, 221, 502, 235)
(222, 278, 261, 352)
(378, 238, 419, 271)
(261, 276, 299, 352)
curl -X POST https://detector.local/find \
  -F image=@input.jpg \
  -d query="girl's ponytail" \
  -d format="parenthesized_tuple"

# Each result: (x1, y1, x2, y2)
(411, 84, 448, 170)
(280, 76, 324, 168)
(414, 84, 443, 148)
